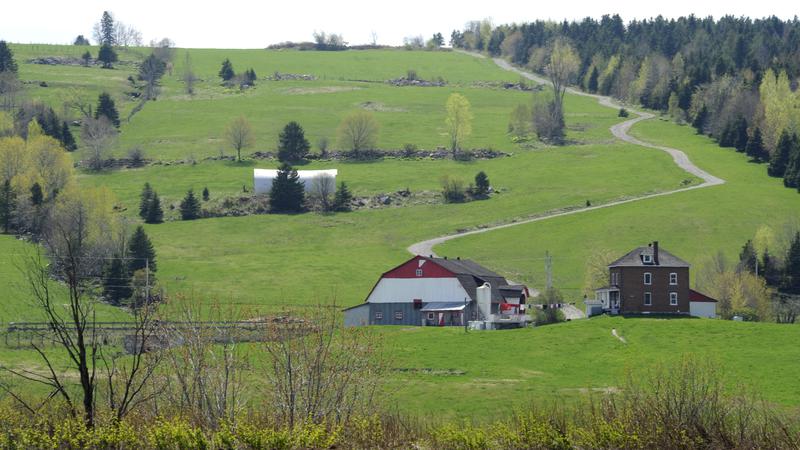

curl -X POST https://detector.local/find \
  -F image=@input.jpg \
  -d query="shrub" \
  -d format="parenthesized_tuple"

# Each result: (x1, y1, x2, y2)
(128, 146, 145, 166)
(441, 176, 466, 203)
(428, 423, 491, 450)
(618, 107, 629, 117)
(533, 99, 565, 143)
(147, 418, 209, 450)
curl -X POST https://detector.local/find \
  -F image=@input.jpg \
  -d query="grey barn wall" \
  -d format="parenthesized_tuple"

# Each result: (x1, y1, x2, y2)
(344, 301, 478, 327)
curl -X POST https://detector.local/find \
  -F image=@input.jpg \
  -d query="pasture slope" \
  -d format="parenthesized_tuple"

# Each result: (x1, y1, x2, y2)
(1, 45, 799, 419)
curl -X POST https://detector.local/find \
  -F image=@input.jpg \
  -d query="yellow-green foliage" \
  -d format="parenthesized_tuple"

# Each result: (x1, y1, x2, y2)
(147, 418, 209, 450)
(427, 423, 491, 450)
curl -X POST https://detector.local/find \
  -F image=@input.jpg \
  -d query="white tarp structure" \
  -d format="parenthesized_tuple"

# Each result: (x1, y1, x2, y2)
(253, 168, 338, 194)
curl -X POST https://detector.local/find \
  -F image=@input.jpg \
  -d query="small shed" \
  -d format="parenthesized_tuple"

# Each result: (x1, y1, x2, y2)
(253, 168, 338, 194)
(689, 289, 718, 318)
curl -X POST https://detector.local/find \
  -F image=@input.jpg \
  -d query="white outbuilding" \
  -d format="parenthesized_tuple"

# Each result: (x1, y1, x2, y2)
(253, 168, 337, 194)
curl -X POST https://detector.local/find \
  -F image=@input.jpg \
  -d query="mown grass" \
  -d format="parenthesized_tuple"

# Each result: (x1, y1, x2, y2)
(439, 117, 800, 297)
(379, 315, 800, 419)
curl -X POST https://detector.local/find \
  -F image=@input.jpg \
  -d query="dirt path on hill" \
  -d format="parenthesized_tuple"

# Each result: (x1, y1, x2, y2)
(407, 56, 724, 259)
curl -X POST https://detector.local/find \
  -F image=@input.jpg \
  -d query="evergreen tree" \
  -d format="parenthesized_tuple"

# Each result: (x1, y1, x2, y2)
(128, 226, 157, 273)
(277, 121, 310, 162)
(102, 256, 132, 305)
(739, 240, 757, 274)
(692, 105, 708, 134)
(269, 163, 305, 212)
(202, 187, 209, 201)
(81, 51, 92, 67)
(784, 144, 800, 188)
(0, 41, 18, 74)
(769, 131, 795, 177)
(333, 181, 353, 212)
(61, 122, 77, 151)
(782, 232, 800, 294)
(97, 44, 118, 69)
(139, 183, 153, 220)
(745, 127, 766, 162)
(718, 120, 735, 147)
(587, 66, 599, 93)
(219, 59, 235, 81)
(100, 11, 115, 45)
(762, 248, 781, 287)
(30, 183, 43, 206)
(73, 35, 90, 46)
(180, 189, 201, 220)
(145, 192, 163, 224)
(0, 179, 16, 233)
(95, 92, 120, 127)
(474, 171, 490, 197)
(733, 116, 749, 152)
(245, 68, 257, 84)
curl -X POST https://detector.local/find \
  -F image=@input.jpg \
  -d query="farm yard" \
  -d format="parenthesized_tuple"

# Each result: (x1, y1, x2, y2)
(1, 39, 800, 431)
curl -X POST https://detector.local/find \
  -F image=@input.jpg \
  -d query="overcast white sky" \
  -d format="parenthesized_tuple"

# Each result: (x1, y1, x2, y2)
(2, 0, 798, 48)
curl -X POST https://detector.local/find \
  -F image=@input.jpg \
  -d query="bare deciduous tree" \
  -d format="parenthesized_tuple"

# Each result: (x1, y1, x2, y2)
(182, 52, 197, 96)
(309, 174, 335, 212)
(263, 303, 386, 427)
(81, 116, 117, 170)
(225, 116, 254, 162)
(337, 110, 379, 154)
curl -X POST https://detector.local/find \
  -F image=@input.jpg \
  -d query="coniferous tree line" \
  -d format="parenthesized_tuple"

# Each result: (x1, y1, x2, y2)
(453, 16, 800, 193)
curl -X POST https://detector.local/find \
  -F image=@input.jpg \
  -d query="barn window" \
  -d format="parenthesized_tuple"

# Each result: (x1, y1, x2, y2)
(427, 312, 435, 321)
(644, 292, 652, 306)
(374, 311, 383, 320)
(644, 272, 652, 285)
(413, 299, 422, 309)
(394, 311, 403, 320)
(670, 292, 678, 305)
(415, 268, 423, 277)
(669, 273, 678, 285)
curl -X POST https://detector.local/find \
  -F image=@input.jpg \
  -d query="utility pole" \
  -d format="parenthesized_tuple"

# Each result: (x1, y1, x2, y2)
(545, 251, 553, 291)
(145, 258, 150, 303)
(464, 297, 468, 333)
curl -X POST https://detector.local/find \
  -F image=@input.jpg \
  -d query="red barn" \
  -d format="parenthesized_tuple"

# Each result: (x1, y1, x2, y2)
(343, 255, 530, 327)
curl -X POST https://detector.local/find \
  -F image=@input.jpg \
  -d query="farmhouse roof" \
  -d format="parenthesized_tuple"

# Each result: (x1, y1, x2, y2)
(608, 245, 690, 268)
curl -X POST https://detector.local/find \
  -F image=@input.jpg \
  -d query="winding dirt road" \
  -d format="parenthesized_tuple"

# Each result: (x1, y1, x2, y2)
(407, 57, 724, 258)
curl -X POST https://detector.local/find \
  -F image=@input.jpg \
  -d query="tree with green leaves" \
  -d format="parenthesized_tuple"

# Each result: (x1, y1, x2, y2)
(278, 121, 310, 162)
(692, 105, 708, 134)
(333, 181, 353, 212)
(0, 179, 16, 233)
(99, 11, 115, 46)
(30, 182, 43, 206)
(81, 51, 91, 67)
(0, 41, 18, 74)
(784, 144, 800, 188)
(733, 117, 749, 152)
(739, 239, 757, 274)
(180, 189, 201, 220)
(102, 256, 132, 305)
(587, 66, 599, 93)
(745, 127, 766, 162)
(269, 163, 305, 213)
(97, 44, 117, 69)
(219, 58, 235, 81)
(61, 122, 77, 151)
(769, 131, 796, 177)
(128, 226, 157, 273)
(783, 232, 800, 294)
(139, 183, 153, 220)
(73, 35, 90, 46)
(474, 171, 490, 198)
(145, 192, 163, 224)
(95, 93, 120, 128)
(445, 93, 473, 157)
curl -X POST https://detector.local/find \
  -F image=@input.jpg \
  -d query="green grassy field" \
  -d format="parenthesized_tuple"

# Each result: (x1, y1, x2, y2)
(380, 315, 800, 419)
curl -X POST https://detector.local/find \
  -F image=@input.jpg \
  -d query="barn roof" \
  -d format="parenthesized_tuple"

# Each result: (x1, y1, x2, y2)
(427, 257, 509, 303)
(689, 289, 718, 303)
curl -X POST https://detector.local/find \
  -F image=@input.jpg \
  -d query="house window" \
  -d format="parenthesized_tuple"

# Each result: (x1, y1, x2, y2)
(394, 311, 403, 320)
(644, 272, 652, 285)
(669, 272, 678, 285)
(670, 292, 678, 305)
(643, 254, 653, 264)
(611, 272, 618, 285)
(415, 268, 423, 277)
(427, 312, 435, 321)
(644, 292, 652, 306)
(374, 311, 383, 320)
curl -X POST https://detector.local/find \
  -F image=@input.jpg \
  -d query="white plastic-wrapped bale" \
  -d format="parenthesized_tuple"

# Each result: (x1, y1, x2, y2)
(253, 168, 338, 194)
